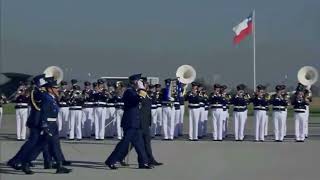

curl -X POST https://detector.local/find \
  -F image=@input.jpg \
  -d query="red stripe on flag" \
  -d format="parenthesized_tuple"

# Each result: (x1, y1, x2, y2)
(233, 21, 253, 44)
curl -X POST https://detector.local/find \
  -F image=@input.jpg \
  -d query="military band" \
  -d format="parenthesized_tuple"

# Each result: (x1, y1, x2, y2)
(5, 74, 315, 145)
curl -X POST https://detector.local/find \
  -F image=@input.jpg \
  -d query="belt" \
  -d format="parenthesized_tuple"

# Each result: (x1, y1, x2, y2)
(189, 103, 200, 108)
(96, 102, 107, 105)
(234, 106, 246, 109)
(16, 103, 28, 106)
(254, 106, 267, 111)
(69, 106, 82, 110)
(273, 106, 285, 109)
(106, 103, 115, 108)
(47, 118, 57, 122)
(84, 102, 94, 105)
(96, 102, 107, 107)
(294, 108, 306, 112)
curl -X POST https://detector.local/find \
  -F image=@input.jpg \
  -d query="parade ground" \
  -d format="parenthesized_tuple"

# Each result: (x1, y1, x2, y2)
(0, 114, 319, 180)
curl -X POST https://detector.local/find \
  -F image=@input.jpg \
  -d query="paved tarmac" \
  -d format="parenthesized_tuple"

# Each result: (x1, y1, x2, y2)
(1, 114, 320, 180)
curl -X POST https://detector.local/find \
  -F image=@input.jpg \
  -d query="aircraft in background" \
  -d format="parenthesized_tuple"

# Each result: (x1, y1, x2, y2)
(0, 73, 32, 98)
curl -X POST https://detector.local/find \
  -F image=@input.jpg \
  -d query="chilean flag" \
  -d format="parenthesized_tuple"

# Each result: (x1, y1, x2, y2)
(233, 13, 253, 44)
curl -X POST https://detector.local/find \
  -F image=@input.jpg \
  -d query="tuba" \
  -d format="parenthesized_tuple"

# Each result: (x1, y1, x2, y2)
(176, 65, 196, 84)
(43, 66, 64, 84)
(297, 66, 318, 89)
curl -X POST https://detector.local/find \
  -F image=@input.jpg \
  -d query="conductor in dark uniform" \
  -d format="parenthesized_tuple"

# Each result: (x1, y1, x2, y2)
(105, 74, 153, 170)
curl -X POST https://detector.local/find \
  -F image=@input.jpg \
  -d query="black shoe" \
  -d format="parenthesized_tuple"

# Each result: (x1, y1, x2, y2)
(150, 161, 163, 166)
(105, 161, 118, 170)
(119, 161, 129, 166)
(22, 164, 34, 175)
(62, 161, 72, 166)
(55, 162, 72, 174)
(138, 164, 153, 169)
(56, 167, 72, 174)
(44, 162, 52, 169)
(7, 161, 22, 170)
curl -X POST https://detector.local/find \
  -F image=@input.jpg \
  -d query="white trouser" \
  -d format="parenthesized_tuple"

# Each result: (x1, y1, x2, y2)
(222, 110, 229, 138)
(273, 111, 286, 141)
(105, 107, 116, 137)
(82, 108, 94, 138)
(16, 108, 28, 140)
(304, 106, 309, 137)
(283, 110, 288, 136)
(233, 111, 247, 140)
(264, 112, 269, 136)
(179, 105, 185, 136)
(0, 107, 3, 128)
(254, 110, 266, 141)
(69, 110, 83, 140)
(189, 108, 200, 140)
(212, 108, 224, 140)
(156, 107, 163, 135)
(94, 107, 106, 139)
(151, 108, 158, 136)
(162, 106, 175, 139)
(174, 109, 181, 137)
(115, 108, 124, 139)
(295, 112, 306, 141)
(57, 107, 69, 138)
(198, 107, 207, 137)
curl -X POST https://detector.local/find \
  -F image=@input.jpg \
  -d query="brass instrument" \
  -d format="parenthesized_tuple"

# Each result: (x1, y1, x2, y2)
(297, 66, 318, 89)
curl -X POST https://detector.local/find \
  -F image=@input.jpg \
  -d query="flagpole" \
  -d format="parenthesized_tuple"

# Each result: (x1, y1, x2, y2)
(253, 10, 256, 91)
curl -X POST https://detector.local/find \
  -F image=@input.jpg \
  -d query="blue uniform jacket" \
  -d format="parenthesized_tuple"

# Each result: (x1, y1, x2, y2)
(40, 92, 60, 129)
(26, 88, 43, 129)
(121, 87, 141, 130)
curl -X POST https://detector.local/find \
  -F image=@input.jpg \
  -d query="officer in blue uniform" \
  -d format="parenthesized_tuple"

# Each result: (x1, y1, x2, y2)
(7, 74, 51, 170)
(105, 74, 152, 170)
(21, 77, 72, 174)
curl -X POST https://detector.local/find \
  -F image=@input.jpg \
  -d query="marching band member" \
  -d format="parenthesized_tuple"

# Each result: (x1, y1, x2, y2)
(270, 85, 288, 142)
(114, 81, 125, 140)
(57, 81, 70, 138)
(187, 82, 200, 141)
(68, 84, 84, 140)
(178, 81, 185, 136)
(303, 87, 312, 138)
(155, 84, 163, 136)
(251, 85, 269, 142)
(209, 84, 224, 141)
(93, 79, 108, 140)
(173, 81, 181, 138)
(162, 79, 175, 140)
(149, 85, 158, 137)
(82, 81, 95, 138)
(198, 84, 207, 138)
(281, 85, 290, 137)
(105, 84, 116, 138)
(230, 84, 249, 141)
(203, 89, 210, 137)
(292, 88, 309, 142)
(91, 82, 98, 136)
(0, 94, 7, 128)
(221, 85, 230, 139)
(14, 86, 30, 140)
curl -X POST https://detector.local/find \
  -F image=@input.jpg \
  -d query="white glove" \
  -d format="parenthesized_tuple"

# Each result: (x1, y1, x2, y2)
(137, 80, 145, 90)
